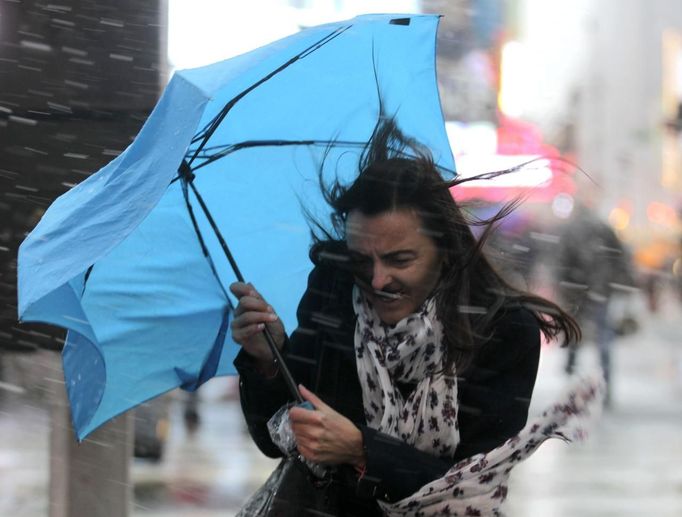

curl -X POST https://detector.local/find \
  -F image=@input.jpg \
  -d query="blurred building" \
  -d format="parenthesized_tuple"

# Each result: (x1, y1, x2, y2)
(501, 0, 682, 271)
(0, 1, 167, 353)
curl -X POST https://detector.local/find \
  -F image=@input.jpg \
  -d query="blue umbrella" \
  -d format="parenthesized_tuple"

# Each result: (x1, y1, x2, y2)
(17, 13, 455, 441)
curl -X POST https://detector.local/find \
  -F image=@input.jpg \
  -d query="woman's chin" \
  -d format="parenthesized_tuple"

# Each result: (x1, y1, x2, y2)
(373, 299, 411, 325)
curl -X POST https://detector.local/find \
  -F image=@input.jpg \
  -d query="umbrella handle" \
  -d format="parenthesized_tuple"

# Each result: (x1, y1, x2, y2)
(262, 326, 305, 404)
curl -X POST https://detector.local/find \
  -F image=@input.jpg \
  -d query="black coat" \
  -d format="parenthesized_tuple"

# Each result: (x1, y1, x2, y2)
(235, 263, 540, 515)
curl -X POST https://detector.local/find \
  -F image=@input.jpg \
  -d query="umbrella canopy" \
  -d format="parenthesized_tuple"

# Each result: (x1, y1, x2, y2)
(18, 13, 455, 440)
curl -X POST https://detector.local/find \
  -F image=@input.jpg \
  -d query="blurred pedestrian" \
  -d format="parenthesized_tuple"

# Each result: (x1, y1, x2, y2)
(556, 196, 637, 407)
(634, 237, 673, 313)
(183, 390, 201, 433)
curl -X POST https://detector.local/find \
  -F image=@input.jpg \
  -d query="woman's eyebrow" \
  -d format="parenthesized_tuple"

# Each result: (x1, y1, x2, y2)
(348, 250, 370, 260)
(381, 249, 416, 260)
(347, 248, 417, 259)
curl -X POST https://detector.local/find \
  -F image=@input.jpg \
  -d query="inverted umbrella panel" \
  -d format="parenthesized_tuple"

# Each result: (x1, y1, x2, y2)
(18, 14, 455, 440)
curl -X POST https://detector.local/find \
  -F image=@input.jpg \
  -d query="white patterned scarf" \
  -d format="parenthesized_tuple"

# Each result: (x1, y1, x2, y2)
(352, 286, 459, 457)
(379, 376, 605, 516)
(352, 287, 605, 517)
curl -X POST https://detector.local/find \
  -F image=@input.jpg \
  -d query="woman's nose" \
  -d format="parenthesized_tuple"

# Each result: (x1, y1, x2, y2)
(371, 262, 391, 290)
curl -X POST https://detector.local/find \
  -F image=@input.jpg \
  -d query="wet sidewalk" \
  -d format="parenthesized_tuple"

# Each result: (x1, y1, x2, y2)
(505, 298, 682, 517)
(1, 293, 681, 516)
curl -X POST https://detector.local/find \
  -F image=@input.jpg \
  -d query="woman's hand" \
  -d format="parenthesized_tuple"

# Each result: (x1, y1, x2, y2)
(229, 282, 285, 374)
(289, 385, 366, 468)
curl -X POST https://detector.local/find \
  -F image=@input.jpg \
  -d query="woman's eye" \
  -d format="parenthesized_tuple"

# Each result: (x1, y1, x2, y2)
(389, 256, 412, 266)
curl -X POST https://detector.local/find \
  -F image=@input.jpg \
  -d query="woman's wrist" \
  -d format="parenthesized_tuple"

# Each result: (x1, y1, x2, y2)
(350, 427, 367, 469)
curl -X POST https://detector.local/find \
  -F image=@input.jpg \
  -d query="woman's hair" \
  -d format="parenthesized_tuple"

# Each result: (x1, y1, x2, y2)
(310, 117, 580, 373)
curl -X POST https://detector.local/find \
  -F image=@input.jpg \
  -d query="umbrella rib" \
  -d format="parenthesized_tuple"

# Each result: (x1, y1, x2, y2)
(190, 26, 350, 146)
(180, 166, 304, 403)
(297, 24, 349, 59)
(187, 25, 352, 163)
(172, 141, 456, 184)
(190, 139, 367, 171)
(179, 173, 231, 302)
(169, 139, 367, 185)
(82, 264, 95, 294)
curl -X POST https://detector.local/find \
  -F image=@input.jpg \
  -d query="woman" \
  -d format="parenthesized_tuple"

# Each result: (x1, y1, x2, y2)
(230, 120, 582, 515)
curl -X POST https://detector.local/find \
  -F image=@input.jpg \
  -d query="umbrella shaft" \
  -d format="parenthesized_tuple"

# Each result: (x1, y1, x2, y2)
(262, 326, 304, 403)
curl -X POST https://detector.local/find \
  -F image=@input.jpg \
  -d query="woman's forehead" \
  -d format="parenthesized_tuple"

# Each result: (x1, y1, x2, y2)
(347, 208, 418, 232)
(346, 209, 433, 250)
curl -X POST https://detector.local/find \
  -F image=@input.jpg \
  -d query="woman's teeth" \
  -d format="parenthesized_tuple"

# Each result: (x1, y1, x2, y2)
(374, 290, 403, 300)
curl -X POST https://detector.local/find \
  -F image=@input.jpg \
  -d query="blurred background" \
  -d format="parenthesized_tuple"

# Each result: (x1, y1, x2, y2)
(1, 0, 681, 516)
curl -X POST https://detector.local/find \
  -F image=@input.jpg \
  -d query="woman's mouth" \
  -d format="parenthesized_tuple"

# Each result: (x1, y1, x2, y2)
(372, 289, 404, 302)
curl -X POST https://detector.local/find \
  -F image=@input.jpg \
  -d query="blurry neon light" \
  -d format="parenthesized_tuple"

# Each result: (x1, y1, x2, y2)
(608, 207, 630, 231)
(552, 193, 574, 219)
(454, 154, 552, 188)
(499, 41, 529, 118)
(647, 201, 678, 227)
(445, 121, 497, 156)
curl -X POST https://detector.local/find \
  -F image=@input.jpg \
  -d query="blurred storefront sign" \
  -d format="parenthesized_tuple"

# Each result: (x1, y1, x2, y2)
(662, 29, 682, 191)
(446, 116, 575, 204)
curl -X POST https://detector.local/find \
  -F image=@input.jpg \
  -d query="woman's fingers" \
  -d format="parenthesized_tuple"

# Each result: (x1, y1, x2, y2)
(290, 424, 320, 443)
(229, 281, 255, 299)
(296, 443, 319, 462)
(288, 386, 364, 466)
(233, 294, 272, 316)
(289, 405, 321, 425)
(289, 393, 327, 459)
(231, 309, 278, 344)
(231, 282, 263, 307)
(230, 282, 277, 334)
(298, 384, 331, 411)
(229, 282, 285, 366)
(291, 422, 323, 461)
(231, 309, 278, 328)
(231, 322, 265, 341)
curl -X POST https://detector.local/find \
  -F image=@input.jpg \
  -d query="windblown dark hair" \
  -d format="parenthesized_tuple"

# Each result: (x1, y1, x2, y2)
(309, 117, 580, 373)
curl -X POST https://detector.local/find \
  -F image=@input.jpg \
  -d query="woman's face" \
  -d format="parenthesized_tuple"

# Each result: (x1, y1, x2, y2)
(346, 208, 444, 325)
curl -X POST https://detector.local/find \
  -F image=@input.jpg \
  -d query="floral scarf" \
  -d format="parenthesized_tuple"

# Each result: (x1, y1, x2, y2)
(352, 286, 605, 516)
(352, 286, 459, 457)
(378, 377, 604, 516)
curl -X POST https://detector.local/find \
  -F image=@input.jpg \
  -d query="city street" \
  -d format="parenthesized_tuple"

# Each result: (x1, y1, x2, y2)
(1, 291, 680, 516)
(4, 2, 682, 517)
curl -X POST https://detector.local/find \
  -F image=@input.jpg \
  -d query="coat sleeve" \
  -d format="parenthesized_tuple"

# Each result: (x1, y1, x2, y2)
(357, 308, 541, 503)
(234, 265, 330, 458)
